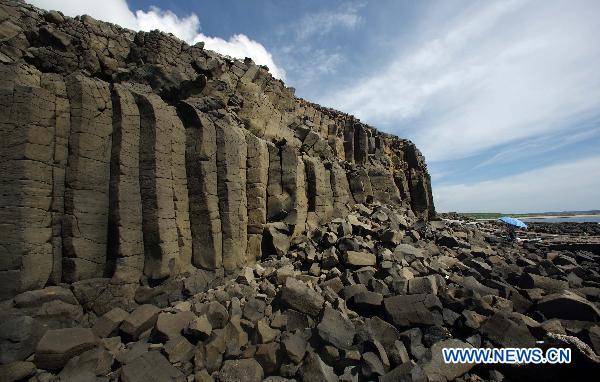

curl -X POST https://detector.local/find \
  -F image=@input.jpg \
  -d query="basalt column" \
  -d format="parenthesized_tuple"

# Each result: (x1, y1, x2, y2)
(304, 156, 334, 230)
(107, 84, 144, 282)
(62, 75, 113, 283)
(0, 77, 55, 298)
(40, 73, 71, 285)
(281, 144, 308, 237)
(180, 101, 223, 270)
(134, 91, 186, 280)
(330, 162, 353, 218)
(245, 132, 269, 263)
(215, 116, 248, 273)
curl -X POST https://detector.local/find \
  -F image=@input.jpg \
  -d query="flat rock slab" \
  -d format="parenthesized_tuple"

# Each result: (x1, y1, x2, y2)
(13, 286, 79, 308)
(35, 327, 97, 370)
(281, 278, 324, 317)
(384, 294, 442, 327)
(120, 351, 185, 382)
(393, 244, 424, 261)
(343, 251, 376, 267)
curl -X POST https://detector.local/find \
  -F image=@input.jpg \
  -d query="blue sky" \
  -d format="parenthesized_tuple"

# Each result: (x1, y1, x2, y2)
(29, 0, 600, 213)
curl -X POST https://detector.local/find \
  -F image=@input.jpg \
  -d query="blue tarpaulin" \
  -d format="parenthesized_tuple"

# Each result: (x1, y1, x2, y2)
(498, 216, 528, 229)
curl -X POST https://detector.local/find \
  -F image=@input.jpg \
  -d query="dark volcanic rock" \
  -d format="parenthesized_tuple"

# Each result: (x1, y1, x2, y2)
(317, 306, 356, 350)
(537, 291, 600, 322)
(120, 351, 185, 382)
(34, 328, 97, 370)
(280, 278, 324, 317)
(384, 294, 443, 326)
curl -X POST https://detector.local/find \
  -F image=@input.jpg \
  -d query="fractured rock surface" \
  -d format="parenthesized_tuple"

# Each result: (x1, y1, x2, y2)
(0, 0, 434, 299)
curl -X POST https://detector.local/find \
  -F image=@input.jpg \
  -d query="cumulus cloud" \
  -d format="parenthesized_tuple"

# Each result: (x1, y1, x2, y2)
(322, 0, 600, 163)
(434, 155, 600, 213)
(27, 0, 286, 79)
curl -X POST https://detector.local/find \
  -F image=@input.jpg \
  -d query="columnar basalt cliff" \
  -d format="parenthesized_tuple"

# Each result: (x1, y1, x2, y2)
(0, 0, 434, 299)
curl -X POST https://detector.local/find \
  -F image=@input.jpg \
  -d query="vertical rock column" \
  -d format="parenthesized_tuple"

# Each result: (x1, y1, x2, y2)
(330, 162, 353, 218)
(368, 166, 401, 205)
(180, 101, 222, 270)
(354, 123, 369, 165)
(107, 85, 144, 282)
(215, 116, 248, 273)
(63, 75, 113, 283)
(281, 145, 308, 237)
(343, 122, 355, 163)
(134, 91, 183, 280)
(40, 73, 70, 285)
(245, 133, 269, 263)
(304, 157, 334, 230)
(170, 106, 193, 270)
(0, 81, 55, 298)
(348, 167, 374, 205)
(266, 142, 283, 221)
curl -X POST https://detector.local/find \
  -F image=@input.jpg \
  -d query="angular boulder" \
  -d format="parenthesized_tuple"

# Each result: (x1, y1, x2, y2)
(281, 278, 324, 317)
(317, 306, 355, 350)
(35, 328, 97, 370)
(537, 291, 600, 322)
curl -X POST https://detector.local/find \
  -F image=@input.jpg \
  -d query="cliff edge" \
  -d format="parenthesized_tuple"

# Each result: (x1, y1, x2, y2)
(0, 0, 434, 299)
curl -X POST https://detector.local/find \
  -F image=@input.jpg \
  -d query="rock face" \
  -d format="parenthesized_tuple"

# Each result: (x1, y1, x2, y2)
(0, 0, 434, 299)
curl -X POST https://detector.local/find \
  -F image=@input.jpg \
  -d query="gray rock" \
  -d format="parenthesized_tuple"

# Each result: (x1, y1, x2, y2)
(408, 276, 437, 295)
(384, 294, 442, 326)
(35, 327, 97, 370)
(58, 347, 113, 381)
(13, 286, 79, 308)
(243, 298, 266, 323)
(120, 304, 161, 340)
(343, 251, 376, 267)
(218, 358, 264, 382)
(0, 361, 37, 382)
(520, 273, 568, 293)
(537, 291, 600, 321)
(92, 307, 129, 338)
(480, 313, 536, 348)
(255, 342, 282, 374)
(317, 306, 355, 350)
(163, 335, 195, 363)
(393, 244, 424, 261)
(185, 314, 212, 341)
(154, 311, 196, 342)
(120, 351, 185, 382)
(421, 339, 474, 381)
(282, 331, 307, 364)
(281, 278, 324, 317)
(300, 352, 338, 382)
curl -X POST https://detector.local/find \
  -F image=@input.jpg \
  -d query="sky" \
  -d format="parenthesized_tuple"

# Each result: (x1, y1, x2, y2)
(28, 0, 600, 213)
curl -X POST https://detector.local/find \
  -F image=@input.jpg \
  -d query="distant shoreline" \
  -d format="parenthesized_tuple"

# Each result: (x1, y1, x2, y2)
(519, 214, 600, 219)
(473, 214, 600, 221)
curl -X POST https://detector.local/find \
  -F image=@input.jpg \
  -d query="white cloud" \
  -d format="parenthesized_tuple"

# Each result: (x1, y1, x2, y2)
(434, 155, 600, 213)
(322, 0, 600, 163)
(296, 3, 363, 40)
(27, 0, 285, 79)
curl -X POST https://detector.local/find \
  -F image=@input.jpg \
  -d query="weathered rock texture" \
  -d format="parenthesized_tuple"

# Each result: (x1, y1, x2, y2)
(0, 0, 434, 299)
